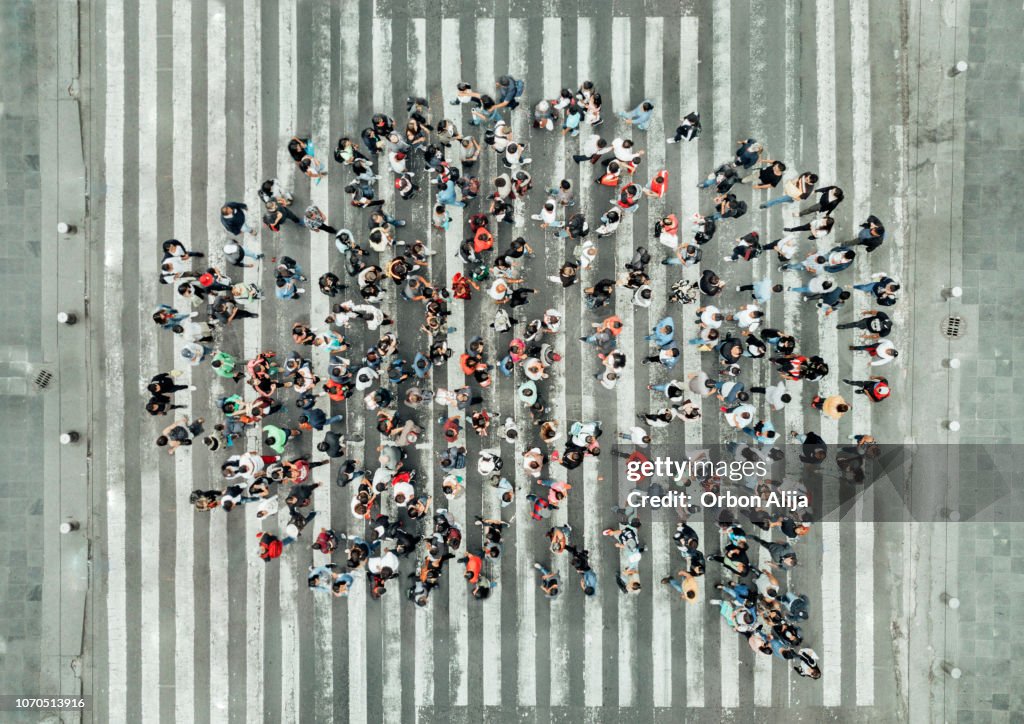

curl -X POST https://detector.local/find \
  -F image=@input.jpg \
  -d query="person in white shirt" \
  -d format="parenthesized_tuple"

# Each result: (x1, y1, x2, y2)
(617, 426, 651, 446)
(367, 550, 400, 578)
(522, 447, 545, 478)
(572, 134, 610, 164)
(687, 370, 715, 397)
(503, 141, 531, 168)
(732, 304, 764, 333)
(784, 215, 835, 239)
(492, 173, 514, 200)
(723, 403, 756, 429)
(649, 379, 687, 404)
(578, 239, 599, 270)
(492, 477, 515, 507)
(491, 120, 512, 154)
(788, 276, 836, 296)
(531, 200, 561, 229)
(595, 366, 620, 390)
(764, 234, 800, 262)
(748, 380, 791, 411)
(610, 137, 643, 164)
(632, 285, 653, 308)
(569, 421, 601, 447)
(698, 304, 725, 329)
(595, 209, 621, 237)
(391, 478, 415, 506)
(387, 150, 407, 175)
(850, 339, 899, 366)
(254, 495, 280, 520)
(477, 449, 502, 476)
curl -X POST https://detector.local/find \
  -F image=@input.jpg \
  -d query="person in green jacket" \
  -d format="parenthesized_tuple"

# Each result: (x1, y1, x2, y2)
(263, 424, 300, 454)
(211, 350, 244, 383)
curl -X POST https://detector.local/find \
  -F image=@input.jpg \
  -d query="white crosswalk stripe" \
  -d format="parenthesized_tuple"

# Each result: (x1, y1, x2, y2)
(171, 1, 197, 720)
(94, 7, 911, 721)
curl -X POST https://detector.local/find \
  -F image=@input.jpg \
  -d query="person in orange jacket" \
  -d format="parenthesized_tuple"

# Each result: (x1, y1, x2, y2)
(458, 551, 483, 584)
(644, 169, 669, 198)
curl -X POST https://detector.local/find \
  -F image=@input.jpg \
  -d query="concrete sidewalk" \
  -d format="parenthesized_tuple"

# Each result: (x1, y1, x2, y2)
(0, 0, 90, 719)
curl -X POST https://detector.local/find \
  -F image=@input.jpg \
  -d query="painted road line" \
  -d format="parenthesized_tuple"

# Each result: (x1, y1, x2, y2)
(406, 16, 437, 719)
(104, 0, 128, 718)
(369, 9, 405, 723)
(747, 0, 775, 706)
(642, 16, 674, 710)
(539, 14, 572, 709)
(575, 14, 604, 710)
(309, 1, 335, 719)
(609, 15, 636, 709)
(711, 2, 739, 709)
(240, 0, 266, 721)
(274, 2, 300, 722)
(848, 0, 875, 706)
(171, 0, 197, 719)
(440, 17, 469, 707)
(137, 2, 161, 721)
(203, 2, 231, 722)
(813, 0, 842, 707)
(677, 14, 704, 710)
(473, 14, 504, 708)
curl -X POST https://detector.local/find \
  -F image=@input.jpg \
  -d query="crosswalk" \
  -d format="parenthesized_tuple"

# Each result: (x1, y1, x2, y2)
(94, 1, 910, 721)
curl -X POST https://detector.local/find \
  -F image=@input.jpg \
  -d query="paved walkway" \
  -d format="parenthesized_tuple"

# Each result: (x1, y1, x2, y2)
(0, 0, 45, 712)
(954, 0, 1024, 720)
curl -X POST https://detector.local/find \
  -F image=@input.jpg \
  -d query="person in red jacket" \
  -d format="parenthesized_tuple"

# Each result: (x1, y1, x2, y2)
(843, 376, 891, 402)
(458, 552, 483, 584)
(257, 531, 295, 561)
(644, 169, 669, 198)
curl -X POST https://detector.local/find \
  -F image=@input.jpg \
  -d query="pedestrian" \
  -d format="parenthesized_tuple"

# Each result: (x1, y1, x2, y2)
(667, 111, 700, 143)
(848, 340, 899, 366)
(853, 274, 901, 306)
(220, 201, 255, 235)
(210, 350, 244, 383)
(618, 99, 655, 130)
(736, 278, 784, 303)
(799, 186, 846, 219)
(836, 309, 892, 338)
(533, 562, 561, 598)
(843, 376, 891, 402)
(760, 171, 818, 209)
(662, 569, 700, 603)
(810, 394, 849, 420)
(155, 416, 204, 454)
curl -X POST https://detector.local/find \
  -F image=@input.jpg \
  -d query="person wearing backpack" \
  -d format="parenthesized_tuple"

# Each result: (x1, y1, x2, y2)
(492, 74, 524, 111)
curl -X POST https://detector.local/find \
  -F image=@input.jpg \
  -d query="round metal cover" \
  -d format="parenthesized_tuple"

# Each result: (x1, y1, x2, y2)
(942, 315, 965, 339)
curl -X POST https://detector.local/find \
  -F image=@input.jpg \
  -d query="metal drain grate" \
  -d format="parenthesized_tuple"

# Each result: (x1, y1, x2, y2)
(942, 315, 965, 339)
(33, 370, 54, 390)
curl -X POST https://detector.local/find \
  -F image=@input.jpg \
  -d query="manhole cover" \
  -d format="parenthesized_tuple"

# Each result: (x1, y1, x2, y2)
(33, 369, 54, 390)
(942, 315, 965, 339)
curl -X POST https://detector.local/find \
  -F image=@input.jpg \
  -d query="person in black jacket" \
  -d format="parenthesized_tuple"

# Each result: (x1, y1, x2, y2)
(219, 201, 254, 235)
(798, 185, 844, 216)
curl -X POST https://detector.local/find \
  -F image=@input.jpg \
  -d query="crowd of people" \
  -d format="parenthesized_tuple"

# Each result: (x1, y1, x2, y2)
(145, 71, 904, 682)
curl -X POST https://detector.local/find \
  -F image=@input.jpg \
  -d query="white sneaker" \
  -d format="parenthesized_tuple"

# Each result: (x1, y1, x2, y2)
(189, 385, 197, 391)
(666, 137, 677, 144)
(169, 369, 184, 378)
